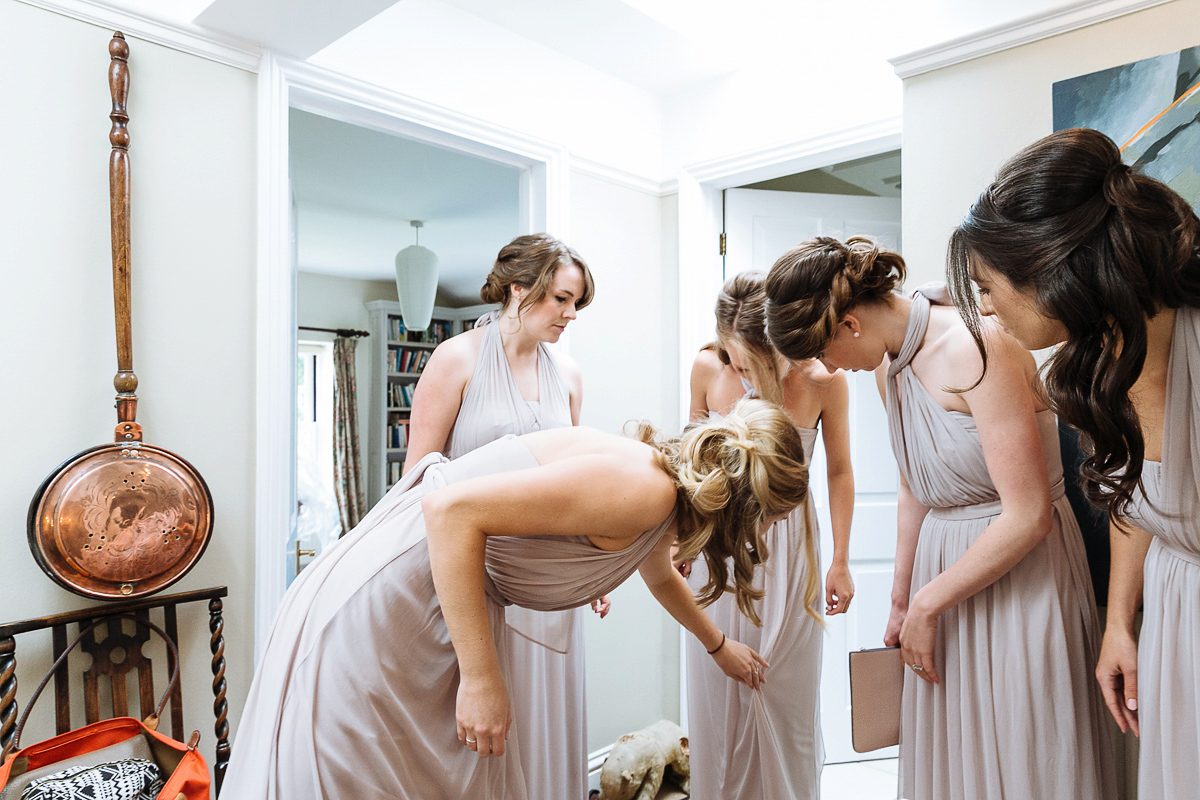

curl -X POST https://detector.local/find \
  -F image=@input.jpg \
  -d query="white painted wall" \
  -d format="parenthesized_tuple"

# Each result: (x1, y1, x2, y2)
(296, 273, 398, 464)
(0, 0, 257, 759)
(568, 171, 680, 750)
(309, 0, 665, 184)
(901, 0, 1200, 286)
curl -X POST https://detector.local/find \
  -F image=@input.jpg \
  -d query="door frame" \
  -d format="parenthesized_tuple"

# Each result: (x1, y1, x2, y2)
(254, 53, 570, 655)
(673, 116, 902, 731)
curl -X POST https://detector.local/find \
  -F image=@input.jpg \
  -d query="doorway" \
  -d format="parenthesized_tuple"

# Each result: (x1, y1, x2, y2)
(287, 107, 522, 583)
(255, 57, 569, 651)
(725, 148, 902, 768)
(676, 130, 902, 788)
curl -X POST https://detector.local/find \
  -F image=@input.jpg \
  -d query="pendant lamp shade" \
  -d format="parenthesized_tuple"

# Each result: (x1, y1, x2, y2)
(394, 220, 439, 332)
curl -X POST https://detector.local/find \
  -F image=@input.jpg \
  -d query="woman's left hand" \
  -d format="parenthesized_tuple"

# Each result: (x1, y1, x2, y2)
(590, 595, 611, 618)
(898, 597, 940, 684)
(712, 638, 770, 690)
(825, 562, 855, 615)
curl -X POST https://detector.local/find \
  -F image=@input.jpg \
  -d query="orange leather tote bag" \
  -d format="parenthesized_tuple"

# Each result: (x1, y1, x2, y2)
(0, 615, 210, 800)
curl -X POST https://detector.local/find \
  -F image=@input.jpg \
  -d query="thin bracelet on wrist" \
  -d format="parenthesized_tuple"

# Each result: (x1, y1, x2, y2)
(706, 632, 726, 655)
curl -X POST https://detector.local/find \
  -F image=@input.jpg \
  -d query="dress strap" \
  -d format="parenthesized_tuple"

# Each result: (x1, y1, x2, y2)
(473, 309, 500, 329)
(887, 284, 948, 379)
(1162, 305, 1200, 514)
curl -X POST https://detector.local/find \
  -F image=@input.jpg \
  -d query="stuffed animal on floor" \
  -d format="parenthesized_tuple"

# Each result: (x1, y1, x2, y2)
(599, 719, 690, 800)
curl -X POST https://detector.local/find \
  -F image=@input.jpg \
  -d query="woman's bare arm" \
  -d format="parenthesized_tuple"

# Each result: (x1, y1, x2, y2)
(900, 329, 1054, 682)
(639, 533, 769, 689)
(403, 336, 475, 475)
(819, 371, 856, 614)
(1097, 517, 1151, 734)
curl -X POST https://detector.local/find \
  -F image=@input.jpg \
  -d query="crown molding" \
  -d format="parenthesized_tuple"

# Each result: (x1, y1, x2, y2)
(683, 116, 903, 188)
(17, 0, 262, 70)
(889, 0, 1176, 79)
(569, 155, 675, 197)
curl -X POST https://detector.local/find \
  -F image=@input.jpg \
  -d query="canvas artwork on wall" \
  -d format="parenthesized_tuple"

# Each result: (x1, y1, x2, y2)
(1053, 45, 1200, 210)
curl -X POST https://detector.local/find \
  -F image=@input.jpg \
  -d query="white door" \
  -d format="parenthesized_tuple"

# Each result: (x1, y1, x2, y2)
(725, 188, 901, 764)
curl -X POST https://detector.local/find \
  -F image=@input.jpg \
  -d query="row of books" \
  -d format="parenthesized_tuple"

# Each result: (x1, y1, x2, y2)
(387, 348, 431, 374)
(388, 382, 416, 408)
(388, 420, 410, 449)
(388, 316, 455, 345)
(388, 460, 403, 486)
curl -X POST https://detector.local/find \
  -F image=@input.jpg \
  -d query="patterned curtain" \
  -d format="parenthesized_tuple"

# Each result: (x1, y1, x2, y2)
(332, 336, 366, 535)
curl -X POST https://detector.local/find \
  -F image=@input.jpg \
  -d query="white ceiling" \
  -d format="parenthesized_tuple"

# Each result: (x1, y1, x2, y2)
(169, 0, 1090, 98)
(289, 109, 520, 302)
(114, 0, 1087, 295)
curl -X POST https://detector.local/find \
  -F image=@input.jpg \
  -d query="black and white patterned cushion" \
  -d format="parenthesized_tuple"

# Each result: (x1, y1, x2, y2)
(19, 757, 163, 800)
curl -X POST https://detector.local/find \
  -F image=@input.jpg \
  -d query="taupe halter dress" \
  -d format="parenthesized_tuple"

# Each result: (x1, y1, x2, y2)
(1123, 305, 1200, 800)
(686, 378, 825, 799)
(889, 285, 1115, 800)
(445, 312, 586, 800)
(222, 436, 670, 799)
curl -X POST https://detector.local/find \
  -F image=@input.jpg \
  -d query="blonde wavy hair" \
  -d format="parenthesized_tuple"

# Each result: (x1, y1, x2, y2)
(711, 271, 784, 405)
(634, 399, 816, 625)
(764, 236, 905, 361)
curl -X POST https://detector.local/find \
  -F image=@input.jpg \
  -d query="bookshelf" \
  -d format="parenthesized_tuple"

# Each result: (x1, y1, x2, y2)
(365, 300, 492, 506)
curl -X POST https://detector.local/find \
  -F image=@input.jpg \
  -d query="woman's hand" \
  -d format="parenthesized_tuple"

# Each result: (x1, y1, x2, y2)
(1097, 627, 1140, 736)
(883, 600, 907, 647)
(712, 638, 770, 690)
(898, 595, 940, 684)
(456, 673, 512, 758)
(825, 562, 855, 615)
(590, 595, 612, 618)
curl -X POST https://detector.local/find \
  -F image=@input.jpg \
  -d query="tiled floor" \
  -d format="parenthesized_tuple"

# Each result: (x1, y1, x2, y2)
(821, 758, 898, 799)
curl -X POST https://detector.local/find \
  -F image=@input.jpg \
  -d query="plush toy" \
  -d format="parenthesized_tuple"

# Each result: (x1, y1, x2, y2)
(599, 719, 690, 800)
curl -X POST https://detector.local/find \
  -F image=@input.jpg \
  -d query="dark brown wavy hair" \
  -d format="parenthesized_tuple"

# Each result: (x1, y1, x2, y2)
(764, 236, 906, 360)
(947, 127, 1200, 518)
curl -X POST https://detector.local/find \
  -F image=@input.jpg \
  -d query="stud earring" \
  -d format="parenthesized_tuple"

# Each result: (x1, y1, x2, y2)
(853, 332, 860, 338)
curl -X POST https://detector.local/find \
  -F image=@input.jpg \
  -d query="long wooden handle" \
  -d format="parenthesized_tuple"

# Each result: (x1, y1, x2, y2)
(109, 32, 137, 410)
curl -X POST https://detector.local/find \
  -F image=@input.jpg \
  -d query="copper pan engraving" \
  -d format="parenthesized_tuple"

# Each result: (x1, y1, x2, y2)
(29, 444, 213, 597)
(27, 32, 214, 600)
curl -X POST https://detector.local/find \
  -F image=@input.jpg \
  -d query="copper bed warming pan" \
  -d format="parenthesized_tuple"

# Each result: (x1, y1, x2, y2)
(27, 32, 214, 600)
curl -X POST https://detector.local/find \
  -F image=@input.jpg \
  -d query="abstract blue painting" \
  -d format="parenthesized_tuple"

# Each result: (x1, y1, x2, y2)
(1053, 45, 1200, 209)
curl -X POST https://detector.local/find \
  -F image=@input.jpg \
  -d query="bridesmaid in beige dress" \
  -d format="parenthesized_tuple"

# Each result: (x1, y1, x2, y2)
(764, 236, 1115, 800)
(947, 127, 1200, 800)
(222, 401, 806, 799)
(683, 272, 855, 800)
(404, 234, 602, 800)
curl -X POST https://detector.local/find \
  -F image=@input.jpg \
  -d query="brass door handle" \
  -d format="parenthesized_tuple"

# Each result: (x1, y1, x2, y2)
(295, 540, 316, 574)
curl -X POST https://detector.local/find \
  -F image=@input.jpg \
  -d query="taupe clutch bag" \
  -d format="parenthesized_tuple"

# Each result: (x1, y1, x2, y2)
(848, 645, 904, 753)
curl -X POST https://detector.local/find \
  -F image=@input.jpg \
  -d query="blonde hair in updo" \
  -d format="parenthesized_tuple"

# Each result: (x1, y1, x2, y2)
(634, 399, 814, 626)
(480, 233, 595, 317)
(764, 236, 906, 361)
(713, 272, 784, 406)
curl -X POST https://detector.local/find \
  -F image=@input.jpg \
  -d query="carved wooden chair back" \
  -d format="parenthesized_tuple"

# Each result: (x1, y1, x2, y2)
(0, 586, 229, 796)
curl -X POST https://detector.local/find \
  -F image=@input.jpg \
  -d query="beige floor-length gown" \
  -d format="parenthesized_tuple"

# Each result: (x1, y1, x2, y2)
(221, 436, 670, 799)
(891, 285, 1116, 800)
(445, 312, 587, 800)
(1124, 305, 1200, 800)
(686, 393, 824, 799)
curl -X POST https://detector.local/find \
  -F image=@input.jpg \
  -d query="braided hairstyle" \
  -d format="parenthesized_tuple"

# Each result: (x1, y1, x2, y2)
(947, 128, 1200, 517)
(763, 236, 906, 361)
(635, 399, 814, 625)
(480, 233, 595, 316)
